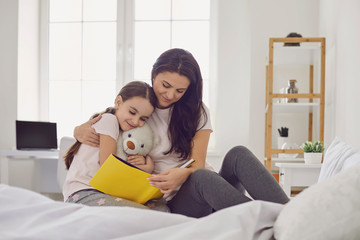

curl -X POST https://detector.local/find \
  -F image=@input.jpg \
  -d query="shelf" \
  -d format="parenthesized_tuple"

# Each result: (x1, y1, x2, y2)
(275, 162, 322, 168)
(265, 157, 304, 163)
(268, 43, 321, 66)
(273, 158, 304, 163)
(274, 102, 319, 113)
(265, 102, 319, 113)
(264, 37, 325, 172)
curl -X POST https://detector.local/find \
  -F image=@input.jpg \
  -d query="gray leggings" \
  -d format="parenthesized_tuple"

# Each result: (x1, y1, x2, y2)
(167, 146, 289, 218)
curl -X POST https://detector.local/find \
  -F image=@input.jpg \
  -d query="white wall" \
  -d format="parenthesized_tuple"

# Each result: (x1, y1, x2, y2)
(210, 0, 321, 163)
(18, 0, 40, 120)
(319, 0, 360, 149)
(248, 0, 320, 160)
(0, 0, 18, 149)
(214, 0, 251, 158)
(0, 0, 32, 190)
(0, 0, 56, 192)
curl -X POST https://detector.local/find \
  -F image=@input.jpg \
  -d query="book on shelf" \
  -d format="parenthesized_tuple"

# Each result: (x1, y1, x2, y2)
(89, 154, 163, 204)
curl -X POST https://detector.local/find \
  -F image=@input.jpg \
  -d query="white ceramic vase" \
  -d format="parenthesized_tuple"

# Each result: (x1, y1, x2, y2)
(278, 137, 299, 158)
(277, 136, 288, 149)
(304, 152, 323, 164)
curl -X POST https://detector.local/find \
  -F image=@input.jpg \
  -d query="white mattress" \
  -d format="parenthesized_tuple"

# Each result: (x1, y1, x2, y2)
(0, 184, 283, 240)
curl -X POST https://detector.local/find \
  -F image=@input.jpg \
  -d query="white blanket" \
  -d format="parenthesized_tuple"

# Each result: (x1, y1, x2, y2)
(0, 184, 283, 240)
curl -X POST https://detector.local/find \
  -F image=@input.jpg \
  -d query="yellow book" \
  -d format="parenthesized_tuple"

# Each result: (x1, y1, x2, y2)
(89, 154, 163, 204)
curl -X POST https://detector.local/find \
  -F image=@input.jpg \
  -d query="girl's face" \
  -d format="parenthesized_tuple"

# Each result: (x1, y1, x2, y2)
(115, 96, 154, 131)
(152, 72, 191, 109)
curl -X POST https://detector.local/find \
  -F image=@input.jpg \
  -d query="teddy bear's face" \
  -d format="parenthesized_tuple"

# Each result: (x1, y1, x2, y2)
(121, 123, 157, 157)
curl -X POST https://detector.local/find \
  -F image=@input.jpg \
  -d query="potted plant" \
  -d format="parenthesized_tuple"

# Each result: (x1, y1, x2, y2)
(301, 141, 325, 164)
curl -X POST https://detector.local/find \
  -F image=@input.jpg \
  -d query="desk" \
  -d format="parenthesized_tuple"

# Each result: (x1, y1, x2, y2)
(0, 149, 59, 185)
(275, 162, 322, 197)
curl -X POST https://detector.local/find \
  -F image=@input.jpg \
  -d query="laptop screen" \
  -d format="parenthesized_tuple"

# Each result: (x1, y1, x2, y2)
(16, 120, 58, 150)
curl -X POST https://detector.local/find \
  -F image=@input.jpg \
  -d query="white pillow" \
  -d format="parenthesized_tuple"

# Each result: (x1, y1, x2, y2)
(318, 137, 360, 182)
(273, 163, 360, 240)
(342, 152, 360, 170)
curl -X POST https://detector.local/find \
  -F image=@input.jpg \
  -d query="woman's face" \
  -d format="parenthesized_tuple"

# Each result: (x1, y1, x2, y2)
(115, 96, 154, 131)
(152, 72, 191, 109)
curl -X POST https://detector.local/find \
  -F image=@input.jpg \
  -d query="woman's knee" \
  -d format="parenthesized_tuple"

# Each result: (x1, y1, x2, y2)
(224, 146, 251, 162)
(223, 145, 261, 169)
(228, 145, 251, 156)
(188, 169, 217, 184)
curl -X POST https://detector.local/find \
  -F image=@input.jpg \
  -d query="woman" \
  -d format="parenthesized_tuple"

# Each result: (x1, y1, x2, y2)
(75, 48, 289, 218)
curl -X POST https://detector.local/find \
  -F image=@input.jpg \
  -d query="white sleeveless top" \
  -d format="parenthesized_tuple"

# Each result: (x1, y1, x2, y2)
(147, 104, 213, 174)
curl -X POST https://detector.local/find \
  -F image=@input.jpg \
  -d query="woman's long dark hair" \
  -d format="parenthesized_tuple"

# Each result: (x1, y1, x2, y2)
(151, 48, 207, 160)
(64, 81, 157, 169)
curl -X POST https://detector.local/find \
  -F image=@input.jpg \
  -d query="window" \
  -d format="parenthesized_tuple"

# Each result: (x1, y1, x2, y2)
(132, 0, 210, 106)
(45, 0, 117, 138)
(43, 0, 212, 139)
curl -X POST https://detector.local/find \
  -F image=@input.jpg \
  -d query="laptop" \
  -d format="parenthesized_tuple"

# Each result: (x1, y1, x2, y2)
(16, 120, 58, 150)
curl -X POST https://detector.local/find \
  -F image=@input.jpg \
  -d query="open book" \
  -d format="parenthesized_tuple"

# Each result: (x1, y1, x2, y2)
(89, 154, 163, 204)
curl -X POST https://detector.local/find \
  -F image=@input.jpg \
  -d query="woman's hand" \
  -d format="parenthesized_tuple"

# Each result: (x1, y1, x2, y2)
(148, 168, 192, 194)
(74, 115, 101, 147)
(129, 155, 154, 174)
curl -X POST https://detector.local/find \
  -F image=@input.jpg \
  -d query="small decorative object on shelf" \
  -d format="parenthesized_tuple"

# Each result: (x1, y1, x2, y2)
(280, 142, 299, 159)
(277, 126, 288, 149)
(284, 32, 302, 46)
(301, 141, 325, 164)
(278, 127, 289, 137)
(277, 127, 299, 158)
(286, 79, 298, 103)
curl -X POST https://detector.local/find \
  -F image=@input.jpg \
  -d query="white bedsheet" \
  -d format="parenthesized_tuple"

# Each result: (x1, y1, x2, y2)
(0, 184, 283, 240)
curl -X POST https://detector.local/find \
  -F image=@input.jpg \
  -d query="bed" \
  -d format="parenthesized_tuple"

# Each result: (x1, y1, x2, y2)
(1, 138, 359, 240)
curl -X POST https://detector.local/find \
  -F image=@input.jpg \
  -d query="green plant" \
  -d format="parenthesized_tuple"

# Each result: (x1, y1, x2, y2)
(301, 141, 325, 153)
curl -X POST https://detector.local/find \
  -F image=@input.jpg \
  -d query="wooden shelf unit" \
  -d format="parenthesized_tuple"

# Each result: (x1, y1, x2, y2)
(264, 37, 326, 171)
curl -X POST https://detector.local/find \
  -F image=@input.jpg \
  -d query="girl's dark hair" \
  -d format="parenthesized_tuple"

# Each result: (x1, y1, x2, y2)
(151, 48, 207, 160)
(64, 81, 157, 169)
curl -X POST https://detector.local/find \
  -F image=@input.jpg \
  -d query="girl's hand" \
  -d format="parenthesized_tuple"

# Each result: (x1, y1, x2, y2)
(129, 155, 154, 174)
(148, 168, 192, 194)
(74, 115, 101, 147)
(127, 155, 146, 165)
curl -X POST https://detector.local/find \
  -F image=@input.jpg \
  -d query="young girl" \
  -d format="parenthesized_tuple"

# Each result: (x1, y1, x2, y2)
(62, 81, 158, 209)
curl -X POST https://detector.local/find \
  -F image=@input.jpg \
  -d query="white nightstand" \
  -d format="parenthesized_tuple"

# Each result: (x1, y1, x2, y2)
(275, 162, 322, 197)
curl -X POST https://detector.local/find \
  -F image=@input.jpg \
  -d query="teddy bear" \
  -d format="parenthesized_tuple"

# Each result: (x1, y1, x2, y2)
(114, 123, 169, 211)
(116, 122, 158, 161)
